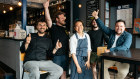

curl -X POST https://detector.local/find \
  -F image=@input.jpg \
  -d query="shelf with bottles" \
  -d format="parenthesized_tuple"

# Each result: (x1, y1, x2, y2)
(27, 7, 44, 26)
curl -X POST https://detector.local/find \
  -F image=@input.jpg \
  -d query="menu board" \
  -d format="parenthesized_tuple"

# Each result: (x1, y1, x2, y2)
(133, 18, 140, 34)
(86, 0, 99, 27)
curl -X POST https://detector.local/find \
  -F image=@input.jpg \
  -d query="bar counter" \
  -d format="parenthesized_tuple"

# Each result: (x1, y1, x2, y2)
(0, 37, 24, 79)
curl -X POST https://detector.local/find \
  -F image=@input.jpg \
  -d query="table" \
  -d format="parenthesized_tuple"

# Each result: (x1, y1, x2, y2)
(100, 49, 140, 79)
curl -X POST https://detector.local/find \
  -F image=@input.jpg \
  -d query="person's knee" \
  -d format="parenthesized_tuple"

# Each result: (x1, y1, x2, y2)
(92, 67, 97, 72)
(54, 66, 63, 76)
(58, 66, 63, 75)
(29, 68, 40, 79)
(118, 68, 129, 76)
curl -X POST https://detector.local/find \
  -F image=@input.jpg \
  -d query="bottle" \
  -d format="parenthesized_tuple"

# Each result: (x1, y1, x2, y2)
(14, 24, 21, 39)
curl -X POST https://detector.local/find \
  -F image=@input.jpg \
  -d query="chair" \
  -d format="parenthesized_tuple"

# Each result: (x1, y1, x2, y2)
(97, 46, 118, 79)
(20, 53, 48, 79)
(97, 46, 107, 56)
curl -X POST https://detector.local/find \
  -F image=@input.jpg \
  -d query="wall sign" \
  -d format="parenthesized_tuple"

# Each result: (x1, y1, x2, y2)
(133, 18, 140, 34)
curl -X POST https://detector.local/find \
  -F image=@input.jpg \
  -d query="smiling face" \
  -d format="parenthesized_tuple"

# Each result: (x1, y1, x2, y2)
(92, 20, 98, 28)
(74, 21, 84, 34)
(36, 22, 47, 34)
(115, 22, 125, 35)
(56, 14, 66, 26)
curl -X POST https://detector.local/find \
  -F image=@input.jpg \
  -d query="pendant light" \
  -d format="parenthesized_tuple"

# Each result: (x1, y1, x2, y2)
(3, 0, 6, 14)
(18, 0, 22, 6)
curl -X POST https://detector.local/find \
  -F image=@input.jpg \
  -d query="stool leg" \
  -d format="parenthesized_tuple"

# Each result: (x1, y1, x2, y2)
(22, 68, 24, 79)
(114, 70, 115, 79)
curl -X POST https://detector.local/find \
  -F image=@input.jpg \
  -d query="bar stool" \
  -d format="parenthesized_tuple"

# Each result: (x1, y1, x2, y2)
(97, 46, 118, 79)
(20, 53, 48, 79)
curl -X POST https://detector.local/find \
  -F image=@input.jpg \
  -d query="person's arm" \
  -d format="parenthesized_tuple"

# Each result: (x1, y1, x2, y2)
(20, 34, 31, 53)
(92, 10, 112, 35)
(52, 40, 62, 54)
(110, 33, 132, 52)
(85, 34, 91, 69)
(43, 0, 52, 28)
(72, 54, 82, 73)
(70, 34, 82, 73)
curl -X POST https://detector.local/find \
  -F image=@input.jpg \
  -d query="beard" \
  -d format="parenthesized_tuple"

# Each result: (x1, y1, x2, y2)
(38, 31, 45, 34)
(59, 21, 66, 26)
(93, 25, 98, 28)
(38, 28, 46, 34)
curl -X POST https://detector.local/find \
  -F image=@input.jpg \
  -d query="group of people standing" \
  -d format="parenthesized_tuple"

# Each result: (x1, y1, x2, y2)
(20, 0, 132, 79)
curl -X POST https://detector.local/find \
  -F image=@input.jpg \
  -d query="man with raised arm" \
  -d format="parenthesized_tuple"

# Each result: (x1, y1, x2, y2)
(92, 10, 132, 79)
(43, 0, 69, 79)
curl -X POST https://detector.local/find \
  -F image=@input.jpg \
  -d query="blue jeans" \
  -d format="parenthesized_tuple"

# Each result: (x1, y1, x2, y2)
(24, 60, 63, 79)
(53, 55, 69, 71)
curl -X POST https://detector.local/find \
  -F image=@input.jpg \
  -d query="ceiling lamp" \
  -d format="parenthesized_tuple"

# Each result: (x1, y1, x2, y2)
(78, 4, 82, 8)
(3, 10, 6, 14)
(9, 7, 13, 11)
(18, 1, 22, 6)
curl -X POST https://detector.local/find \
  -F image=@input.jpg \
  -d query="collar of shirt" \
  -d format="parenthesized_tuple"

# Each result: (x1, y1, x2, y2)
(76, 32, 86, 39)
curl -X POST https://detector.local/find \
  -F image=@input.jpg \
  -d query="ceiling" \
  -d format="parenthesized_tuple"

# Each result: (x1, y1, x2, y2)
(0, 0, 58, 8)
(27, 0, 57, 4)
(0, 0, 66, 14)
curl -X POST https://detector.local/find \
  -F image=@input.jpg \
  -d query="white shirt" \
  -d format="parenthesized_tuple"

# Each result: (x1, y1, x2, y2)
(111, 34, 120, 48)
(70, 32, 91, 54)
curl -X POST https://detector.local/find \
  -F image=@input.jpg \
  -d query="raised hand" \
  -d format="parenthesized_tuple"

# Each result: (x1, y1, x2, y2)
(55, 40, 62, 50)
(26, 34, 31, 44)
(43, 0, 50, 8)
(92, 10, 99, 19)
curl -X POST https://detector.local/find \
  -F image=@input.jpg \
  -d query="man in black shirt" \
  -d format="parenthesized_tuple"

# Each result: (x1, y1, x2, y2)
(87, 19, 109, 79)
(43, 0, 69, 79)
(20, 19, 63, 79)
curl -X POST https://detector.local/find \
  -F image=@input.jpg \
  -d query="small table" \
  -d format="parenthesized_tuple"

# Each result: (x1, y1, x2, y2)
(100, 49, 140, 79)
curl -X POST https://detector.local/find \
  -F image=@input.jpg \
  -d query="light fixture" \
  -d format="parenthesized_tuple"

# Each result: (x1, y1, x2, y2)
(3, 10, 6, 14)
(42, 11, 44, 15)
(18, 1, 22, 6)
(2, 0, 6, 14)
(78, 4, 82, 8)
(9, 7, 13, 11)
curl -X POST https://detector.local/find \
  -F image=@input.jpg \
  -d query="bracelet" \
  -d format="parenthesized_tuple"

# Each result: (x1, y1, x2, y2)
(25, 42, 29, 44)
(55, 48, 58, 50)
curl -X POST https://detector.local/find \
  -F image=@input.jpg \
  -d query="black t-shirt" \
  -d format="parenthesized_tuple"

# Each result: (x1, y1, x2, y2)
(87, 29, 109, 52)
(49, 24, 69, 55)
(20, 33, 53, 63)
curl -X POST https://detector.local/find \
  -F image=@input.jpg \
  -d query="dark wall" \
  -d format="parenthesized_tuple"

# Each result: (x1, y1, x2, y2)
(0, 8, 21, 30)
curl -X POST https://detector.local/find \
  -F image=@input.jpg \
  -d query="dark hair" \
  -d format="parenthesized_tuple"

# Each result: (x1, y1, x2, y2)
(90, 18, 96, 29)
(55, 11, 65, 19)
(36, 17, 47, 27)
(115, 19, 126, 26)
(73, 20, 84, 33)
(74, 20, 84, 27)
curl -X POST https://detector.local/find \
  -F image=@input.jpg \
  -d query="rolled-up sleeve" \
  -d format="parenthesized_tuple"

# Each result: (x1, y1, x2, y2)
(86, 34, 92, 52)
(70, 35, 77, 54)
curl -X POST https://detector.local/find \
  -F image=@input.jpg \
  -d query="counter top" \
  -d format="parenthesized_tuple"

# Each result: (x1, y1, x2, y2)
(0, 37, 24, 41)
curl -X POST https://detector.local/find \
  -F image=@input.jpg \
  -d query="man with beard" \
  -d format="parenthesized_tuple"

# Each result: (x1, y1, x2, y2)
(92, 10, 132, 79)
(87, 19, 109, 79)
(43, 0, 69, 79)
(20, 19, 63, 79)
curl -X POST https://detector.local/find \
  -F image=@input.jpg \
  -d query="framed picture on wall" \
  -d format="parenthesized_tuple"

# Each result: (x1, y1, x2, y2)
(26, 26, 35, 35)
(117, 8, 133, 28)
(133, 18, 140, 34)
